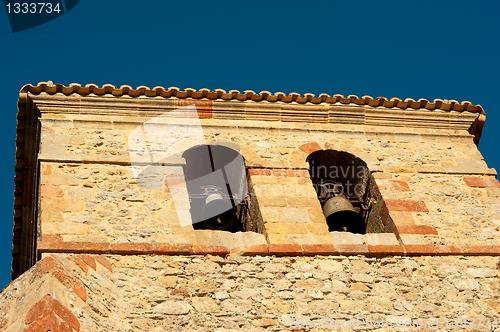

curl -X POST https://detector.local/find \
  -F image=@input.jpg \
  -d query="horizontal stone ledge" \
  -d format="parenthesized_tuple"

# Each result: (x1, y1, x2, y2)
(37, 230, 500, 258)
(36, 108, 478, 134)
(38, 154, 187, 166)
(367, 245, 405, 257)
(413, 166, 497, 176)
(38, 237, 500, 258)
(248, 168, 310, 177)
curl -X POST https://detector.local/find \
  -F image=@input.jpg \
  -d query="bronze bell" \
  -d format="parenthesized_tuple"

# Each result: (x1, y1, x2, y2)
(200, 194, 237, 230)
(323, 196, 366, 234)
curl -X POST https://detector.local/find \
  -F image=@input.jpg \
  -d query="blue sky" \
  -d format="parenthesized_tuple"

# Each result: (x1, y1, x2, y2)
(0, 1, 499, 288)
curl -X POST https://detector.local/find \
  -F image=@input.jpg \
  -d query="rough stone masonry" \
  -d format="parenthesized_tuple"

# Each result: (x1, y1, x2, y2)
(2, 83, 499, 331)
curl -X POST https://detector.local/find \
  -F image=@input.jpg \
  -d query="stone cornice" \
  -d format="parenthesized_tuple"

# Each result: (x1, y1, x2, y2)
(26, 92, 483, 142)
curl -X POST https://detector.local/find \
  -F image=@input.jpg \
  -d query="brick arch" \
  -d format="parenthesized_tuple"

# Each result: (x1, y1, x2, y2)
(298, 142, 323, 155)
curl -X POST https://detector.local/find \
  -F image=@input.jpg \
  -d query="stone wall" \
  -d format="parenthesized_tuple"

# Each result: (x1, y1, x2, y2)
(0, 254, 126, 332)
(3, 253, 499, 332)
(35, 108, 500, 258)
(7, 86, 500, 332)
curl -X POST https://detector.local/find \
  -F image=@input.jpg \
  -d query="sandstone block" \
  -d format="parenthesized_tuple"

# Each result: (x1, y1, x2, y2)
(41, 174, 79, 186)
(63, 199, 84, 212)
(154, 301, 192, 315)
(156, 276, 178, 288)
(41, 197, 65, 211)
(41, 211, 64, 223)
(452, 206, 487, 216)
(262, 299, 294, 313)
(233, 231, 267, 247)
(464, 177, 500, 188)
(260, 207, 281, 222)
(389, 211, 416, 225)
(303, 208, 325, 226)
(339, 300, 366, 311)
(41, 185, 64, 198)
(330, 232, 366, 245)
(265, 222, 306, 234)
(220, 299, 252, 313)
(252, 318, 277, 327)
(191, 297, 219, 313)
(491, 205, 500, 215)
(385, 199, 429, 212)
(349, 282, 370, 292)
(318, 260, 343, 273)
(290, 234, 333, 245)
(279, 207, 310, 223)
(452, 279, 480, 291)
(66, 188, 94, 201)
(365, 233, 399, 246)
(195, 230, 235, 249)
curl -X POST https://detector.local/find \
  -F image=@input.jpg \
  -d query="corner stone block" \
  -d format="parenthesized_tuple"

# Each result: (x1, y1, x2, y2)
(40, 185, 64, 198)
(23, 311, 75, 332)
(464, 177, 500, 188)
(25, 295, 80, 332)
(165, 175, 186, 188)
(41, 164, 55, 175)
(40, 174, 80, 186)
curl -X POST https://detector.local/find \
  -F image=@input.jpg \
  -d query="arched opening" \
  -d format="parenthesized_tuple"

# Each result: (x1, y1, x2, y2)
(307, 150, 370, 234)
(182, 142, 251, 232)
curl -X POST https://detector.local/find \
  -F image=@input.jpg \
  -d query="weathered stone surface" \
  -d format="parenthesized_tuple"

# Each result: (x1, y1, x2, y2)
(318, 260, 343, 273)
(191, 297, 219, 313)
(220, 299, 252, 313)
(5, 252, 500, 331)
(154, 301, 192, 315)
(10, 92, 500, 332)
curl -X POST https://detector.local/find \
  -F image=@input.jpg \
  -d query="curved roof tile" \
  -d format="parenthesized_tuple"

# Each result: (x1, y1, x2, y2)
(19, 82, 484, 114)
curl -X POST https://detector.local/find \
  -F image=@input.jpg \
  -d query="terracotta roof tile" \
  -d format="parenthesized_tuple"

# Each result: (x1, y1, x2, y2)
(18, 82, 484, 114)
